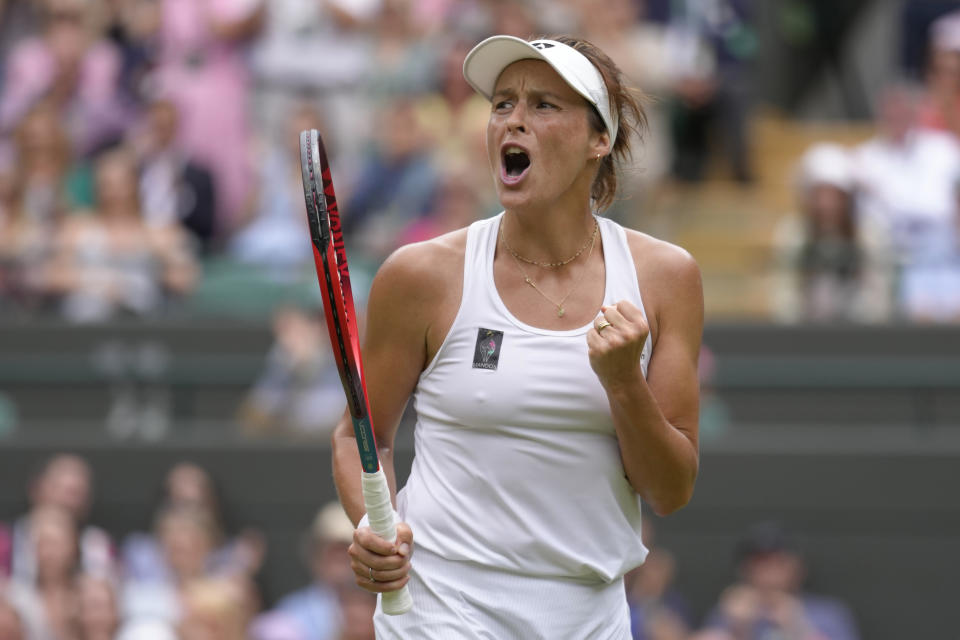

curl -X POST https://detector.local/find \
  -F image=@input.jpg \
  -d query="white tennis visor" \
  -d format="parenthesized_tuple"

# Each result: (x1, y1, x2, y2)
(463, 35, 619, 144)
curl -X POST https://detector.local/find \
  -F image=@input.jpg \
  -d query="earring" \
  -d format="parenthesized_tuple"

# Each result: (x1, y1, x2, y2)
(596, 153, 601, 160)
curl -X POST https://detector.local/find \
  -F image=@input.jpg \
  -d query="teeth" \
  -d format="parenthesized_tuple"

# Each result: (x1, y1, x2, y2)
(505, 146, 525, 155)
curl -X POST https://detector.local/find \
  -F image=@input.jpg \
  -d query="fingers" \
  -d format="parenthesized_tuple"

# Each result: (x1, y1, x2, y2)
(588, 301, 650, 387)
(593, 301, 648, 342)
(395, 522, 414, 558)
(350, 528, 403, 570)
(349, 524, 414, 593)
(611, 300, 644, 323)
(350, 556, 411, 592)
(599, 305, 628, 332)
(354, 526, 398, 556)
(356, 571, 410, 594)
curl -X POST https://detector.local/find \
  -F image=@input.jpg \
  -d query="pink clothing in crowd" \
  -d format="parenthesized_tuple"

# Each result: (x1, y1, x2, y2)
(154, 0, 260, 233)
(0, 38, 126, 155)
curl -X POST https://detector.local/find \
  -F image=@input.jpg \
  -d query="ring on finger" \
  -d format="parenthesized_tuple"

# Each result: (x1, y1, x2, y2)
(596, 319, 612, 332)
(368, 566, 377, 583)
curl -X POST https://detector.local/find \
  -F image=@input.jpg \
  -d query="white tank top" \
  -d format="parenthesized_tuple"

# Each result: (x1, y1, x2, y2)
(398, 213, 652, 583)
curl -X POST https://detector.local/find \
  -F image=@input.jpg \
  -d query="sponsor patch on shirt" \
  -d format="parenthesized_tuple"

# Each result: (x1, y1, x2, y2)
(473, 328, 503, 370)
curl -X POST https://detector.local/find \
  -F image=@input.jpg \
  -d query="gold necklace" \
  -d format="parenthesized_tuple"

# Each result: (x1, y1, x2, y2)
(501, 217, 599, 268)
(501, 222, 599, 317)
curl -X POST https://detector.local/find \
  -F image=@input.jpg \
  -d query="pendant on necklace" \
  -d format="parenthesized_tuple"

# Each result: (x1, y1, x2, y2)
(557, 307, 565, 317)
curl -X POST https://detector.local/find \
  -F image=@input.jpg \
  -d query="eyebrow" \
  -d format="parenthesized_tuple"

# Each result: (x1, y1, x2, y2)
(491, 88, 566, 102)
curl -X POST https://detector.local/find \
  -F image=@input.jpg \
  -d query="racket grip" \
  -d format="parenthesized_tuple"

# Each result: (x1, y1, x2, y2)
(361, 469, 413, 615)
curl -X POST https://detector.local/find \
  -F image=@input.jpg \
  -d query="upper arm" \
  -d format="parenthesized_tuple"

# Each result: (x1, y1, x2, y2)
(641, 242, 704, 447)
(350, 238, 462, 449)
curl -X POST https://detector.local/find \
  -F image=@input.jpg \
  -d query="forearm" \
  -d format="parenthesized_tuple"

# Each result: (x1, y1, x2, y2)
(332, 419, 399, 526)
(606, 374, 699, 515)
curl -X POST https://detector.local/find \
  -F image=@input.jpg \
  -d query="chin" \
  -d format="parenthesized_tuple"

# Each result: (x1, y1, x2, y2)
(496, 190, 526, 210)
(496, 181, 545, 212)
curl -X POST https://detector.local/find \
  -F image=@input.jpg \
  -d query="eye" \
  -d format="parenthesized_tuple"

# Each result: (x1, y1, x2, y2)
(494, 100, 513, 112)
(537, 101, 557, 110)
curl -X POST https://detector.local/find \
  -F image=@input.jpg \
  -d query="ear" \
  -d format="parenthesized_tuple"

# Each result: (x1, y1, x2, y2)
(588, 130, 612, 160)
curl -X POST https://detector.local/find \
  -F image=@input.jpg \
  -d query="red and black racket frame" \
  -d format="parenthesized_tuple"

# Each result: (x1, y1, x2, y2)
(300, 129, 380, 474)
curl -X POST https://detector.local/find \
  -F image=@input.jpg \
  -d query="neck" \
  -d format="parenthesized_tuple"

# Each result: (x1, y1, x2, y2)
(502, 199, 597, 265)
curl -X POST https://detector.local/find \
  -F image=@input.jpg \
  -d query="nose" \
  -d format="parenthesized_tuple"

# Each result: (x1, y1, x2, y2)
(506, 102, 527, 133)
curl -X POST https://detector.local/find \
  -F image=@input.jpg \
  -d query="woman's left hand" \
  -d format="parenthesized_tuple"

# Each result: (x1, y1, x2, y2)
(586, 301, 649, 390)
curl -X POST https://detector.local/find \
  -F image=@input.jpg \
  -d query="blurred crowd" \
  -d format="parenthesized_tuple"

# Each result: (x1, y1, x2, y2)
(774, 6, 960, 324)
(0, 453, 860, 640)
(0, 453, 377, 640)
(2, 0, 960, 326)
(0, 0, 756, 322)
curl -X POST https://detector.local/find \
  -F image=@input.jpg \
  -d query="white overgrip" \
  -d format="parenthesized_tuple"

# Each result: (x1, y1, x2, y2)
(361, 469, 413, 615)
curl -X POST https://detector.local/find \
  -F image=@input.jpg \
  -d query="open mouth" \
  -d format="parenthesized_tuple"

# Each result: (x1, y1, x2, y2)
(502, 146, 530, 183)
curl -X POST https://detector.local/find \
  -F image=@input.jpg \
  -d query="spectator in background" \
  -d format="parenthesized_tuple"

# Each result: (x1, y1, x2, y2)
(229, 101, 317, 277)
(405, 0, 464, 36)
(485, 0, 538, 40)
(899, 175, 960, 322)
(0, 594, 26, 640)
(626, 518, 692, 640)
(42, 147, 198, 322)
(121, 504, 220, 627)
(333, 586, 376, 640)
(366, 0, 437, 100)
(4, 506, 81, 640)
(398, 167, 485, 246)
(178, 578, 248, 640)
(0, 0, 43, 93)
(117, 618, 178, 640)
(151, 0, 264, 234)
(250, 0, 380, 151)
(343, 98, 438, 262)
(0, 107, 68, 311)
(772, 143, 893, 323)
(238, 306, 345, 439)
(855, 85, 960, 320)
(76, 574, 120, 640)
(701, 522, 859, 640)
(576, 0, 662, 221)
(917, 9, 960, 138)
(101, 0, 160, 107)
(0, 454, 115, 583)
(414, 38, 494, 191)
(12, 101, 94, 222)
(134, 98, 216, 253)
(123, 462, 266, 585)
(666, 0, 756, 183)
(252, 502, 356, 640)
(0, 0, 128, 157)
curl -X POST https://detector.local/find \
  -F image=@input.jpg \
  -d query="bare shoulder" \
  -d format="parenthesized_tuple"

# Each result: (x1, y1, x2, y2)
(368, 228, 468, 332)
(373, 228, 467, 301)
(365, 227, 469, 367)
(624, 229, 701, 292)
(623, 229, 703, 341)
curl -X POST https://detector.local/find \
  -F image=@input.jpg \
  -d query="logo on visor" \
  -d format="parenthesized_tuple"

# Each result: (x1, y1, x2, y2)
(531, 42, 555, 49)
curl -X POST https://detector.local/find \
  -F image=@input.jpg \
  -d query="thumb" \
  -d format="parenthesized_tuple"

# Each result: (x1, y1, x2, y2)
(395, 521, 414, 557)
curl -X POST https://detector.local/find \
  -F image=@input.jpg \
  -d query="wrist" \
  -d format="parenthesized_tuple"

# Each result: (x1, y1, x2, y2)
(601, 365, 646, 399)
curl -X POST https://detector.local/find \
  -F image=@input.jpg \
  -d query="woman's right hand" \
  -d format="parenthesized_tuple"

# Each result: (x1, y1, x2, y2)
(348, 521, 414, 594)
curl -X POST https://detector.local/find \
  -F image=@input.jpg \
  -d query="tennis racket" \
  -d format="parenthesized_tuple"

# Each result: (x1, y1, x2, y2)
(299, 129, 413, 615)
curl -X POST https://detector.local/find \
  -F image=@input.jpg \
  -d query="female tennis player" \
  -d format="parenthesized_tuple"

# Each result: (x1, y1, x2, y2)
(332, 34, 703, 638)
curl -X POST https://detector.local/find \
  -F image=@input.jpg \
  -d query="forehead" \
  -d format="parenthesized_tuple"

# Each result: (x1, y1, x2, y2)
(493, 59, 583, 101)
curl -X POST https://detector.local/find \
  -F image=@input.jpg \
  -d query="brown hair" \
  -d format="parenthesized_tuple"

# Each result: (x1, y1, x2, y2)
(544, 35, 647, 211)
